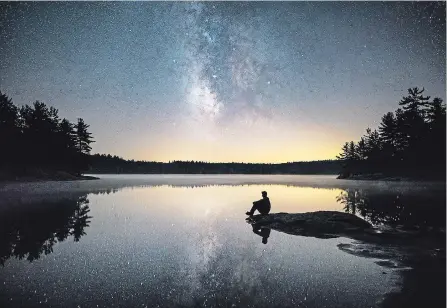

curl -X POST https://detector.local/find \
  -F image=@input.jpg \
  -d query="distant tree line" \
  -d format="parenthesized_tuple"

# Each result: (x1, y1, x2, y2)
(0, 91, 94, 178)
(89, 154, 342, 175)
(337, 87, 446, 180)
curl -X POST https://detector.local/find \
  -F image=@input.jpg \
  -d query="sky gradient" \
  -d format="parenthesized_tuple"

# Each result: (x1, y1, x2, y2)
(1, 1, 445, 163)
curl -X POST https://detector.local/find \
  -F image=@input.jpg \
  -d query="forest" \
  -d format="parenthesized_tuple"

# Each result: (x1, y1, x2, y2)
(337, 87, 446, 180)
(0, 91, 94, 179)
(89, 154, 341, 174)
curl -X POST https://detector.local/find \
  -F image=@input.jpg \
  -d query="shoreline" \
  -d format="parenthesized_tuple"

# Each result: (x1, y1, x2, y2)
(336, 173, 445, 182)
(248, 212, 446, 308)
(1, 172, 444, 185)
(0, 173, 100, 184)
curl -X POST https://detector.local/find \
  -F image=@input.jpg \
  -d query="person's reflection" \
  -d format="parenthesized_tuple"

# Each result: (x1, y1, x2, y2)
(252, 223, 271, 244)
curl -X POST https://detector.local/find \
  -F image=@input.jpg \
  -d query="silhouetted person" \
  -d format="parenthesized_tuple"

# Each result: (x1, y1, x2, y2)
(252, 224, 271, 244)
(246, 191, 271, 216)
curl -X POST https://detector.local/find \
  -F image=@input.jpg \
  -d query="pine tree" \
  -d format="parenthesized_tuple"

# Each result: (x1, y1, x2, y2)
(398, 87, 430, 168)
(425, 98, 446, 124)
(0, 91, 96, 177)
(348, 141, 357, 160)
(0, 91, 20, 169)
(337, 87, 444, 178)
(74, 118, 95, 174)
(58, 119, 77, 171)
(75, 118, 94, 155)
(355, 137, 368, 160)
(20, 101, 60, 168)
(378, 111, 398, 169)
(336, 142, 350, 161)
(398, 87, 430, 113)
(59, 119, 77, 151)
(393, 108, 409, 160)
(424, 98, 446, 177)
(379, 112, 397, 147)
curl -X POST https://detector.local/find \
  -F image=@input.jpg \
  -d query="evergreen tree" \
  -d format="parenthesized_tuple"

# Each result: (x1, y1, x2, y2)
(378, 112, 398, 170)
(364, 128, 382, 161)
(0, 90, 95, 177)
(355, 137, 368, 160)
(393, 108, 409, 160)
(59, 119, 77, 151)
(398, 87, 430, 113)
(424, 98, 446, 176)
(336, 141, 358, 176)
(0, 91, 20, 169)
(338, 87, 445, 179)
(379, 112, 397, 148)
(336, 142, 350, 161)
(348, 141, 357, 160)
(74, 118, 95, 174)
(75, 118, 94, 155)
(57, 119, 77, 172)
(426, 98, 446, 125)
(398, 87, 430, 168)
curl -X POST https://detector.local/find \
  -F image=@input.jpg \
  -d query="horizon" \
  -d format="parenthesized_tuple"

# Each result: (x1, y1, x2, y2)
(1, 2, 445, 163)
(92, 153, 340, 164)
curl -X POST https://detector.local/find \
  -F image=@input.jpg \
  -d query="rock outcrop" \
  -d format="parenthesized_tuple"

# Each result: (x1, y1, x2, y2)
(246, 211, 373, 239)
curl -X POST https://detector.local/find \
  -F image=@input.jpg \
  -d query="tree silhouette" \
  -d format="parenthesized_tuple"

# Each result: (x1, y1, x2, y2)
(73, 118, 95, 175)
(355, 137, 368, 160)
(425, 98, 446, 172)
(57, 119, 77, 170)
(398, 87, 431, 112)
(393, 108, 409, 161)
(88, 154, 342, 174)
(75, 118, 94, 155)
(0, 92, 20, 170)
(378, 112, 397, 165)
(336, 142, 350, 161)
(0, 91, 95, 178)
(337, 87, 446, 179)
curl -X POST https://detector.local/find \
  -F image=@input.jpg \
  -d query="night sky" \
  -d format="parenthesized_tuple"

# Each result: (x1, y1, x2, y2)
(1, 2, 445, 163)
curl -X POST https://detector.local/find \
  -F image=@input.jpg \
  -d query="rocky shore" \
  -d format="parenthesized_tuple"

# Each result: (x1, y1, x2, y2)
(0, 170, 99, 183)
(336, 173, 407, 181)
(246, 211, 446, 308)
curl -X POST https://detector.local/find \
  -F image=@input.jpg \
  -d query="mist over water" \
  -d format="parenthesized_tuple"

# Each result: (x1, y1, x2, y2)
(0, 175, 444, 307)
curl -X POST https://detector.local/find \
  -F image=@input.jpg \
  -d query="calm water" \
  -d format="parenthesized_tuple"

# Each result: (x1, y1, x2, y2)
(0, 175, 445, 308)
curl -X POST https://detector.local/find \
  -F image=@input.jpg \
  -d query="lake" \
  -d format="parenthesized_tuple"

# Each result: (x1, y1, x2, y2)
(0, 175, 445, 308)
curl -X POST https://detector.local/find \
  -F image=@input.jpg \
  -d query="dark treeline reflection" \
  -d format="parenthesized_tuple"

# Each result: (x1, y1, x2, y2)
(337, 87, 446, 179)
(89, 188, 119, 195)
(337, 188, 446, 231)
(93, 183, 341, 192)
(0, 195, 91, 266)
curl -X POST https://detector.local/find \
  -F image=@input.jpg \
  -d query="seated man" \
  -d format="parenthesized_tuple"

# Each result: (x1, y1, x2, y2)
(246, 191, 271, 216)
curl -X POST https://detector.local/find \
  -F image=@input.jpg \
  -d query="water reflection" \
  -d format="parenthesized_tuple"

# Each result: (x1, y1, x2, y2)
(251, 223, 271, 244)
(90, 188, 119, 195)
(336, 188, 446, 231)
(1, 180, 444, 308)
(0, 195, 91, 266)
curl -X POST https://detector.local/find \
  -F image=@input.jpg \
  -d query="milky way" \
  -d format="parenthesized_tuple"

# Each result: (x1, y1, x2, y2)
(1, 2, 445, 162)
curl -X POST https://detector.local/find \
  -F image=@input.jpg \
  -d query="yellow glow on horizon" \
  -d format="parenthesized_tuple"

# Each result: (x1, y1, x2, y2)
(98, 114, 348, 163)
(124, 132, 343, 163)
